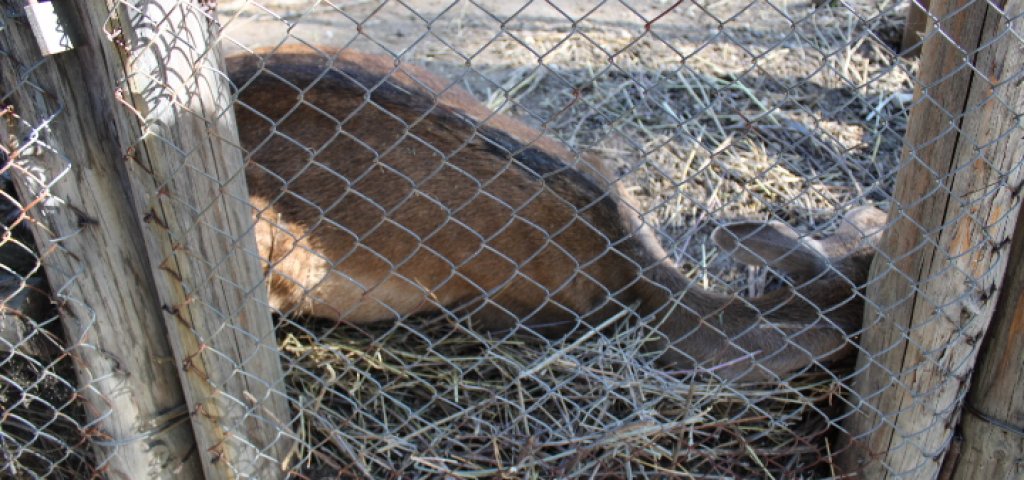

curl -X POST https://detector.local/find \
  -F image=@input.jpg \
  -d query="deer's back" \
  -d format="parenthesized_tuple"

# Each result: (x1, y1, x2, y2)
(229, 47, 657, 327)
(228, 47, 887, 380)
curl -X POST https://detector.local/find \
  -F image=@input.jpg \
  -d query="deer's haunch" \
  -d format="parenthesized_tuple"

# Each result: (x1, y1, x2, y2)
(228, 46, 886, 380)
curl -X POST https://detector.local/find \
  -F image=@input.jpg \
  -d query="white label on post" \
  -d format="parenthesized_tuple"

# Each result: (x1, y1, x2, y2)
(24, 1, 74, 56)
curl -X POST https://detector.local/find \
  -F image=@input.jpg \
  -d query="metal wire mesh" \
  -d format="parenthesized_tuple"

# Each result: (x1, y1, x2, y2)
(215, 2, 911, 476)
(0, 86, 93, 477)
(0, 0, 1021, 478)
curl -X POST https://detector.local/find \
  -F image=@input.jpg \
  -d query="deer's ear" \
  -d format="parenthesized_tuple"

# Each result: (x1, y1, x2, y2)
(711, 221, 828, 278)
(835, 206, 887, 242)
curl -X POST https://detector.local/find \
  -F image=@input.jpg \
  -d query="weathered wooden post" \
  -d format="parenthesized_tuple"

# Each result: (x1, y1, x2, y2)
(838, 0, 1024, 476)
(1, 1, 292, 478)
(946, 207, 1024, 478)
(901, 0, 931, 56)
(109, 1, 294, 477)
(0, 0, 203, 477)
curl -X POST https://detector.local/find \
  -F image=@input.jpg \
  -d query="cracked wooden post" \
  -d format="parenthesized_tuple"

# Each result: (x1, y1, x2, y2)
(2, 1, 292, 478)
(946, 197, 1024, 479)
(838, 0, 1024, 477)
(102, 1, 294, 478)
(0, 1, 203, 477)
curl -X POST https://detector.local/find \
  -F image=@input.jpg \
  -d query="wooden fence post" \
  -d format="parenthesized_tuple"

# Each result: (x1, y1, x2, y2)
(2, 1, 293, 478)
(0, 1, 203, 478)
(945, 200, 1024, 478)
(838, 0, 1024, 477)
(901, 0, 931, 57)
(95, 2, 294, 478)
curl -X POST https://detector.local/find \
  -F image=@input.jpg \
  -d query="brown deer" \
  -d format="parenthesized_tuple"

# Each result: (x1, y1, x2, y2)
(227, 46, 886, 380)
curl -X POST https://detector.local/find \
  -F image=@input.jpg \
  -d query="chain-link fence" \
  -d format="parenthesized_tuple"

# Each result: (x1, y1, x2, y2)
(0, 0, 1021, 478)
(0, 119, 87, 478)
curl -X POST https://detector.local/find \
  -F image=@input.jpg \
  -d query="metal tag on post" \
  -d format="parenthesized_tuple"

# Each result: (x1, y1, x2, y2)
(24, 1, 74, 56)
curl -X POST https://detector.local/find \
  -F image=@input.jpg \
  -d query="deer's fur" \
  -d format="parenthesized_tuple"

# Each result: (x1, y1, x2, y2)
(228, 46, 886, 380)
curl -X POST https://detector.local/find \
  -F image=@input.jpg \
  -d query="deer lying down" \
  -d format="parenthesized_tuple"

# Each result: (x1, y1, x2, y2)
(227, 46, 886, 380)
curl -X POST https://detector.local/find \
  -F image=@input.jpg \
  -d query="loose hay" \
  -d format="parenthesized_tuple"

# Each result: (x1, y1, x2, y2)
(2, 1, 914, 477)
(412, 26, 911, 285)
(0, 346, 89, 479)
(265, 5, 912, 478)
(280, 312, 850, 479)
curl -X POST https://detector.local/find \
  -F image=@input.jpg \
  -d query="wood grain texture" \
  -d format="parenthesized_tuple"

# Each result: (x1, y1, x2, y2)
(103, 1, 293, 478)
(902, 0, 931, 57)
(949, 125, 1024, 478)
(0, 1, 203, 477)
(838, 0, 1024, 477)
(2, 1, 292, 478)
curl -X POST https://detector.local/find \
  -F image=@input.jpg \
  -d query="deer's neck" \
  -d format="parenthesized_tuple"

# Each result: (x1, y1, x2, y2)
(635, 263, 860, 379)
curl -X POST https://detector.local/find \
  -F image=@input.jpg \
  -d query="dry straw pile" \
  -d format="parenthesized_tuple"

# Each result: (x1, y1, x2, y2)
(4, 1, 913, 477)
(274, 8, 912, 478)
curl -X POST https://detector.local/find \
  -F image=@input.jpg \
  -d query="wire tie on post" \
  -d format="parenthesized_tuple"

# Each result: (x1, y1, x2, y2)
(964, 402, 1024, 438)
